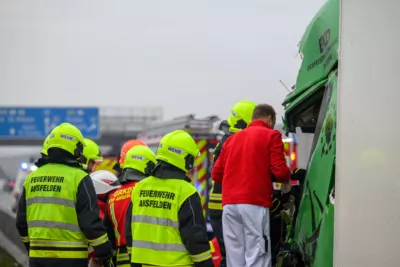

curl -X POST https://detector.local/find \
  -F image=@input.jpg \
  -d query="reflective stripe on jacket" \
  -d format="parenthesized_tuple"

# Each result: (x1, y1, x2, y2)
(24, 164, 89, 258)
(209, 134, 231, 216)
(208, 181, 222, 211)
(130, 176, 212, 266)
(23, 163, 109, 259)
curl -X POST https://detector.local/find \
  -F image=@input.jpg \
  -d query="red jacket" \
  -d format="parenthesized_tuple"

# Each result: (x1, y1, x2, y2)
(98, 199, 106, 220)
(212, 120, 291, 208)
(106, 181, 138, 248)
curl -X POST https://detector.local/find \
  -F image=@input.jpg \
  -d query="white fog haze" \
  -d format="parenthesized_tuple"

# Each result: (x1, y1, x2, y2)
(0, 0, 325, 120)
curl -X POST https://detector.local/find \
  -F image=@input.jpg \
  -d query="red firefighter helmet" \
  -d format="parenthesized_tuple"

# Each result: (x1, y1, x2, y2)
(119, 139, 147, 167)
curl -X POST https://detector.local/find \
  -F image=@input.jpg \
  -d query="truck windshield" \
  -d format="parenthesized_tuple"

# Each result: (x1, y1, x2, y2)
(309, 81, 334, 154)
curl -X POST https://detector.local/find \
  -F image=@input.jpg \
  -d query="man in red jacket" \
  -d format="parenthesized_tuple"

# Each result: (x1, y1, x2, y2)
(212, 104, 291, 267)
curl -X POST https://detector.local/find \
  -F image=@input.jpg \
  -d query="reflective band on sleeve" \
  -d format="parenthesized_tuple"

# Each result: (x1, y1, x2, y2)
(29, 248, 88, 259)
(21, 236, 29, 243)
(89, 233, 109, 247)
(26, 197, 75, 207)
(30, 240, 87, 247)
(28, 220, 81, 232)
(132, 215, 179, 229)
(209, 241, 215, 252)
(210, 194, 222, 201)
(208, 202, 223, 210)
(191, 250, 212, 262)
(132, 240, 186, 252)
(117, 253, 130, 261)
(110, 203, 121, 246)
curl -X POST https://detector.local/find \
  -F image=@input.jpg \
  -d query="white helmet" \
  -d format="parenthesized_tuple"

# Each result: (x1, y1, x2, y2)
(90, 170, 120, 195)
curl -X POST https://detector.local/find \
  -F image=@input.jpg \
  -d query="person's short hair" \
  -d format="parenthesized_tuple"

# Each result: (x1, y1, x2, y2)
(252, 104, 276, 122)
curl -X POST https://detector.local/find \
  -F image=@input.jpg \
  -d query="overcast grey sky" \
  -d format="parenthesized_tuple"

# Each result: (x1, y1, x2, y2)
(0, 0, 325, 121)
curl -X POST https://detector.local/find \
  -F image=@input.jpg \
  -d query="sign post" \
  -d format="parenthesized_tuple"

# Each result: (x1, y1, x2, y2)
(0, 107, 100, 139)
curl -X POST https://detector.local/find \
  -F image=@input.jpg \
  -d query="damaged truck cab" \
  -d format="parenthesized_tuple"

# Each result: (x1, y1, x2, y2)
(281, 0, 339, 266)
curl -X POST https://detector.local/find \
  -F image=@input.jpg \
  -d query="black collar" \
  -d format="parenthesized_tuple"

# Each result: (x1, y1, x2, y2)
(46, 148, 83, 169)
(152, 161, 191, 182)
(119, 168, 147, 184)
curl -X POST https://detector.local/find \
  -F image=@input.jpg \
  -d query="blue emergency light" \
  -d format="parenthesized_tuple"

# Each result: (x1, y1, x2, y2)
(20, 162, 28, 170)
(196, 184, 203, 193)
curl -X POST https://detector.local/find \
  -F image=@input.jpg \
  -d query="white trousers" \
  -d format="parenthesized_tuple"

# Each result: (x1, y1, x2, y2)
(222, 204, 271, 267)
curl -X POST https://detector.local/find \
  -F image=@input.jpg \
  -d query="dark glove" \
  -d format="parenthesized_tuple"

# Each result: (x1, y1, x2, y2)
(92, 240, 113, 261)
(291, 168, 306, 182)
(280, 192, 291, 203)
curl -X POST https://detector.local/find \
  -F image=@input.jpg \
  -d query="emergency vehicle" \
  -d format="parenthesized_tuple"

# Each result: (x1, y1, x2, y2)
(11, 161, 37, 212)
(281, 132, 298, 171)
(137, 114, 221, 218)
(93, 155, 119, 174)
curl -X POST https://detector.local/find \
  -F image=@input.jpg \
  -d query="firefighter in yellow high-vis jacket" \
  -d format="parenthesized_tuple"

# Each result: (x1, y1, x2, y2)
(15, 123, 114, 267)
(125, 130, 213, 267)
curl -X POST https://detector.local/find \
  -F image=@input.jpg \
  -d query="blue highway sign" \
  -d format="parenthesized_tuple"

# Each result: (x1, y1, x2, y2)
(0, 107, 100, 139)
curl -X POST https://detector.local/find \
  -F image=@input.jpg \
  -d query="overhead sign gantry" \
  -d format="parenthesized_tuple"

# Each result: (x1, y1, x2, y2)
(0, 107, 100, 139)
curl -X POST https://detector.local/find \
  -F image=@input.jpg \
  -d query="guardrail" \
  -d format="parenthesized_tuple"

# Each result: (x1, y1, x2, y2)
(0, 208, 28, 267)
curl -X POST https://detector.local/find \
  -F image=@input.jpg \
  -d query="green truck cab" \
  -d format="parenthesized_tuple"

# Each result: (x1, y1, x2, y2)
(281, 0, 339, 266)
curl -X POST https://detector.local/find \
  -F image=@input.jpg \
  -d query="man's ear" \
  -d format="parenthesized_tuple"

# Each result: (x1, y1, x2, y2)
(268, 115, 275, 128)
(266, 115, 272, 125)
